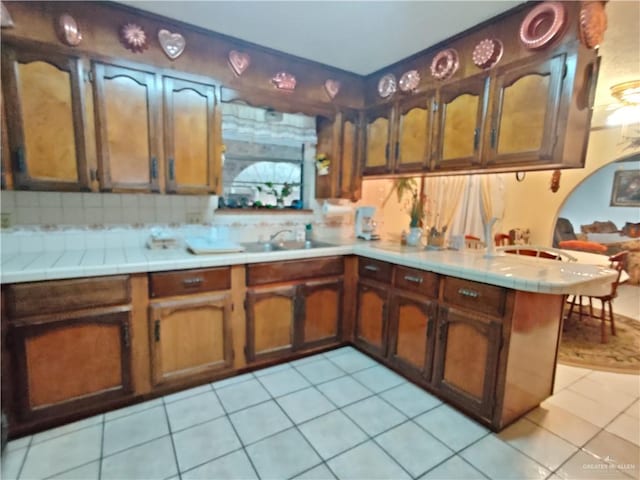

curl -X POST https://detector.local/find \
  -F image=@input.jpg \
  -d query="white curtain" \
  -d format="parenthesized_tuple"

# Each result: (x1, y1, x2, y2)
(422, 176, 467, 232)
(449, 174, 506, 242)
(220, 102, 317, 146)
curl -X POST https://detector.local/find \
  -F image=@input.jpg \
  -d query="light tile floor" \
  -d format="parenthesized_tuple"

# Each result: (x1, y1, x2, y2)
(2, 347, 639, 480)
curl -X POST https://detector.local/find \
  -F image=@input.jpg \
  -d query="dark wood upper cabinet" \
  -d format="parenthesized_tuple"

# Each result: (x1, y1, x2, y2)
(433, 74, 489, 171)
(363, 105, 394, 175)
(395, 93, 435, 173)
(163, 76, 218, 194)
(485, 53, 567, 167)
(92, 62, 161, 193)
(1, 46, 90, 191)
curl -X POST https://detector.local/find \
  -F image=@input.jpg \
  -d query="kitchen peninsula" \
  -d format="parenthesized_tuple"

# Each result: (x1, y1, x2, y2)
(0, 241, 617, 437)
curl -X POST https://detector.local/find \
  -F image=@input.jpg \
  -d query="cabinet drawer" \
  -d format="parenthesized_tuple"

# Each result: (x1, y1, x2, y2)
(150, 267, 231, 298)
(358, 258, 392, 283)
(247, 257, 343, 286)
(394, 266, 438, 298)
(442, 277, 506, 318)
(6, 276, 130, 318)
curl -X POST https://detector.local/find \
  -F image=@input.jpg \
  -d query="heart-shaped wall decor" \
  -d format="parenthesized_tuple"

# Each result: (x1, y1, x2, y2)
(324, 79, 341, 100)
(228, 50, 250, 76)
(158, 29, 185, 60)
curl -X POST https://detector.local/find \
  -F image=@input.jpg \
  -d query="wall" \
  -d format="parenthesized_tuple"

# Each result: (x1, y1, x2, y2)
(501, 127, 640, 245)
(559, 157, 640, 230)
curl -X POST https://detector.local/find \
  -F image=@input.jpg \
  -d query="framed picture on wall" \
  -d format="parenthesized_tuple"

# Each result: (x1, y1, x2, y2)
(610, 169, 640, 207)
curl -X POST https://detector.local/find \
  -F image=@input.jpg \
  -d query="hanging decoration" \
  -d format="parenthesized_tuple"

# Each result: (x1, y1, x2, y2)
(377, 73, 397, 98)
(271, 72, 296, 92)
(324, 79, 341, 100)
(56, 14, 82, 47)
(120, 23, 148, 53)
(550, 169, 561, 192)
(579, 1, 607, 49)
(472, 38, 503, 70)
(1, 2, 14, 28)
(228, 50, 250, 76)
(398, 70, 420, 93)
(519, 2, 567, 50)
(158, 29, 186, 60)
(430, 49, 459, 81)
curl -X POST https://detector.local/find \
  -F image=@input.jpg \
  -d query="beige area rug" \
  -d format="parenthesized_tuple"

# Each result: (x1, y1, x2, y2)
(558, 309, 640, 374)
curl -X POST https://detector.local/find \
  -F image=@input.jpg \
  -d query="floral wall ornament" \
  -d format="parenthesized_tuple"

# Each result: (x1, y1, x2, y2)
(120, 23, 148, 53)
(316, 153, 330, 175)
(1, 2, 14, 28)
(472, 38, 503, 69)
(579, 1, 607, 49)
(377, 74, 397, 98)
(271, 72, 296, 92)
(519, 1, 567, 50)
(158, 29, 186, 60)
(430, 49, 459, 80)
(228, 50, 250, 76)
(56, 14, 82, 47)
(399, 70, 420, 93)
(324, 79, 341, 100)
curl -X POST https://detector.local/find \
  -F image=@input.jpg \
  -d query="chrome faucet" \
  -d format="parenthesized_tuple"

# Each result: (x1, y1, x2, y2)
(269, 229, 293, 242)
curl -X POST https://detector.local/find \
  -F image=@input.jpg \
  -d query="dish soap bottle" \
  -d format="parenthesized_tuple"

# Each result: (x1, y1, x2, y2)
(305, 223, 313, 242)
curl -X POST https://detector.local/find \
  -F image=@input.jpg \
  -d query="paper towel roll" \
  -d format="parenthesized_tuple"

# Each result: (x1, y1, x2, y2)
(322, 202, 353, 217)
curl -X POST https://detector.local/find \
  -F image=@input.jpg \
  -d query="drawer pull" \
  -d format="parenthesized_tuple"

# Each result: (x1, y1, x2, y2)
(364, 265, 379, 272)
(404, 275, 423, 284)
(458, 287, 479, 298)
(182, 277, 204, 287)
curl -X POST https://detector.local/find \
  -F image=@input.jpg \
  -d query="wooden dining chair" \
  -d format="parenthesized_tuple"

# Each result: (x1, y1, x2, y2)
(494, 233, 510, 246)
(565, 251, 629, 343)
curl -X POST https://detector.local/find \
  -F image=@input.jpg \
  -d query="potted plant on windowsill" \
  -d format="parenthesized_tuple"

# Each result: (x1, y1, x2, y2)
(256, 182, 295, 208)
(382, 178, 426, 246)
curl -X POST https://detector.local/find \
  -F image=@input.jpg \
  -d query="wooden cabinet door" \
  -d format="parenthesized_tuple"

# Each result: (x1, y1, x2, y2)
(296, 278, 343, 350)
(433, 75, 488, 170)
(339, 110, 363, 200)
(395, 94, 434, 173)
(92, 63, 160, 192)
(387, 292, 436, 380)
(163, 76, 218, 194)
(11, 308, 132, 421)
(1, 47, 90, 190)
(432, 306, 501, 419)
(363, 105, 394, 175)
(354, 280, 389, 358)
(246, 285, 296, 362)
(149, 294, 232, 387)
(486, 54, 566, 167)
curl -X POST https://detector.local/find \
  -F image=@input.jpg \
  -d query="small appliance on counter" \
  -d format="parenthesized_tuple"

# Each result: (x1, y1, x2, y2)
(147, 228, 180, 249)
(355, 206, 380, 241)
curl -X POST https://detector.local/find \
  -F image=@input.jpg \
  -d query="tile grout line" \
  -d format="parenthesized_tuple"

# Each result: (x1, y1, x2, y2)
(208, 387, 262, 480)
(98, 414, 105, 480)
(161, 397, 183, 480)
(14, 434, 33, 480)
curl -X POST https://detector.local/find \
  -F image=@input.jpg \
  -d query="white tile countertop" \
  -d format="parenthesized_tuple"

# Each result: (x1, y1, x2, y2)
(0, 240, 617, 296)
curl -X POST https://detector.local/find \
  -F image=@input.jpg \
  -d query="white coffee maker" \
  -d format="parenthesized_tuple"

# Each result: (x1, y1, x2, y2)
(355, 206, 380, 240)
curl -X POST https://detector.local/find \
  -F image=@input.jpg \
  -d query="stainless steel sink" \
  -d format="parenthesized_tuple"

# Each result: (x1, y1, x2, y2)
(241, 240, 336, 252)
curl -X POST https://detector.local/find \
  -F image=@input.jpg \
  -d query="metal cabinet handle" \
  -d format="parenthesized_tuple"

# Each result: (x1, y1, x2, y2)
(458, 287, 479, 298)
(364, 265, 379, 272)
(385, 143, 389, 161)
(473, 128, 479, 151)
(122, 321, 130, 348)
(151, 157, 158, 179)
(395, 141, 399, 160)
(490, 128, 497, 149)
(154, 320, 160, 342)
(14, 146, 25, 173)
(182, 277, 204, 287)
(403, 275, 423, 284)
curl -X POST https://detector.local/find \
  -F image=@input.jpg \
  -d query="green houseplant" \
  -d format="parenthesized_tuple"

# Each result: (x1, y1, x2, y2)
(256, 182, 295, 208)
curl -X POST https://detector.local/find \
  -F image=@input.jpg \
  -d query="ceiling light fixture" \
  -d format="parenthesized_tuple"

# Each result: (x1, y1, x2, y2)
(607, 80, 640, 127)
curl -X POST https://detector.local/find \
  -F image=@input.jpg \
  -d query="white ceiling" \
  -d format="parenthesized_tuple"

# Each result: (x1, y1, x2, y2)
(119, 1, 521, 75)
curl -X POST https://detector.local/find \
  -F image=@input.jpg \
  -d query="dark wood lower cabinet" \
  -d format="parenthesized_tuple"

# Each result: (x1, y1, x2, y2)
(149, 293, 233, 387)
(354, 280, 389, 358)
(296, 279, 343, 350)
(11, 307, 133, 421)
(432, 306, 502, 420)
(387, 292, 436, 380)
(245, 285, 296, 362)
